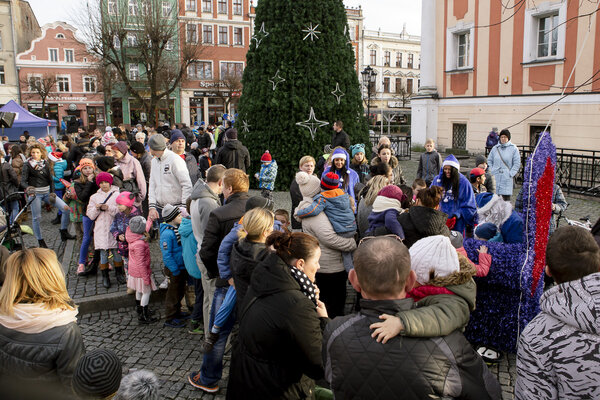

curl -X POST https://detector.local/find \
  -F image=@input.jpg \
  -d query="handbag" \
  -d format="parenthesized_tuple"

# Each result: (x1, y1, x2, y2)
(89, 191, 115, 221)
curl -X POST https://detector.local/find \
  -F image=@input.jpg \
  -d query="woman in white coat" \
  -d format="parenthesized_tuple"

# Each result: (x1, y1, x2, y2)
(487, 129, 520, 201)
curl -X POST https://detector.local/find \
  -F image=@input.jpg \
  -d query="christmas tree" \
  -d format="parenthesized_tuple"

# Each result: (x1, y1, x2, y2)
(236, 0, 368, 189)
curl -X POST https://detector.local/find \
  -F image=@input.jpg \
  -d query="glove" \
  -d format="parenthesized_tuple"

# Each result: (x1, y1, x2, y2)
(26, 186, 36, 196)
(446, 216, 456, 229)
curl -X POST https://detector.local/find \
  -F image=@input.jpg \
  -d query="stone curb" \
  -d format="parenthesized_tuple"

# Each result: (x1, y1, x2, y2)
(75, 288, 166, 315)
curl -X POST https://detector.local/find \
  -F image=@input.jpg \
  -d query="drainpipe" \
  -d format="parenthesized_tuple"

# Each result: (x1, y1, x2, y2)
(9, 0, 22, 103)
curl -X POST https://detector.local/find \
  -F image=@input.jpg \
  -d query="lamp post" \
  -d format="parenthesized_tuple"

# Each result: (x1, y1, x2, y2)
(361, 65, 377, 125)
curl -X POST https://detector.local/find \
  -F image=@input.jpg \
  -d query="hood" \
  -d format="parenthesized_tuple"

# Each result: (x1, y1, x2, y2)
(476, 193, 512, 228)
(224, 140, 243, 150)
(125, 226, 144, 243)
(429, 252, 476, 287)
(190, 179, 220, 202)
(540, 272, 600, 334)
(250, 252, 299, 297)
(178, 217, 194, 238)
(371, 155, 398, 169)
(331, 147, 351, 172)
(408, 206, 449, 235)
(231, 239, 267, 271)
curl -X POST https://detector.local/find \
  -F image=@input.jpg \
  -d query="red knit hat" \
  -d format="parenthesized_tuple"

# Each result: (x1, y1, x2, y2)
(321, 172, 340, 190)
(96, 172, 114, 186)
(470, 167, 486, 178)
(48, 151, 63, 162)
(261, 150, 272, 162)
(377, 185, 407, 203)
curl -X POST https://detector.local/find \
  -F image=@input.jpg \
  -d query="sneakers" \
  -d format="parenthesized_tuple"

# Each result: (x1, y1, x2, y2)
(76, 263, 85, 275)
(188, 371, 219, 393)
(158, 277, 169, 289)
(164, 318, 187, 328)
(178, 311, 191, 320)
(188, 320, 204, 335)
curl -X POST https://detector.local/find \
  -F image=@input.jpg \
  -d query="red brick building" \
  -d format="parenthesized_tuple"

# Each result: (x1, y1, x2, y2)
(16, 22, 105, 131)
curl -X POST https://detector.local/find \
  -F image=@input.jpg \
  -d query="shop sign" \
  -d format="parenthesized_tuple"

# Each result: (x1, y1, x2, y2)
(388, 101, 408, 108)
(47, 96, 88, 102)
(193, 91, 218, 97)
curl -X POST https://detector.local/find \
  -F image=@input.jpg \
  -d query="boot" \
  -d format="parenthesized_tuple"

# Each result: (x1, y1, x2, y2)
(139, 306, 158, 324)
(199, 331, 219, 353)
(135, 300, 143, 316)
(50, 213, 61, 225)
(37, 239, 48, 248)
(101, 265, 111, 288)
(114, 261, 127, 285)
(60, 229, 76, 241)
(79, 256, 99, 277)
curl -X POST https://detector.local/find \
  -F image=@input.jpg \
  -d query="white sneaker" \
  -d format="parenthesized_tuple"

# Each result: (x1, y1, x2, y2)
(159, 277, 169, 289)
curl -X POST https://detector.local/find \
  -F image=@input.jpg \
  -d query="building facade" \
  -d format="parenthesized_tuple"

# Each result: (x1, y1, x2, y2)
(16, 22, 105, 130)
(0, 0, 40, 105)
(345, 6, 364, 74)
(178, 0, 252, 126)
(412, 0, 600, 151)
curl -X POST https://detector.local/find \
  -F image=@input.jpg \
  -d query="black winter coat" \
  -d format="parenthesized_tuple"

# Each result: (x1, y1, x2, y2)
(397, 205, 450, 248)
(21, 161, 54, 191)
(289, 179, 303, 230)
(230, 239, 268, 315)
(197, 132, 212, 150)
(227, 253, 326, 400)
(200, 192, 250, 286)
(215, 141, 251, 172)
(0, 162, 20, 200)
(74, 180, 99, 216)
(323, 298, 502, 400)
(331, 130, 350, 150)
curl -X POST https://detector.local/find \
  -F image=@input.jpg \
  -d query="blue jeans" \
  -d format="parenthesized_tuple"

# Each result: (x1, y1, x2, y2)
(55, 189, 63, 215)
(191, 277, 204, 323)
(79, 216, 95, 264)
(99, 249, 122, 264)
(6, 200, 18, 225)
(29, 193, 70, 240)
(199, 286, 236, 386)
(212, 286, 236, 332)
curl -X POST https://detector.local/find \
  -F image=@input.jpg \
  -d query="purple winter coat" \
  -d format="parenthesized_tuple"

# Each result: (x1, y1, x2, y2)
(110, 207, 141, 257)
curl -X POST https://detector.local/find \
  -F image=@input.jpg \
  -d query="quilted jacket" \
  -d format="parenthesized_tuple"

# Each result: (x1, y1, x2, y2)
(323, 298, 502, 400)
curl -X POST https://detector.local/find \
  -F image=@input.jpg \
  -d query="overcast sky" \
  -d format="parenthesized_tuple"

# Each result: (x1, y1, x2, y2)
(26, 0, 422, 36)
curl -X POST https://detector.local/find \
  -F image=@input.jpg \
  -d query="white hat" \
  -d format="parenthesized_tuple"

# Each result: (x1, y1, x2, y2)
(409, 235, 459, 285)
(296, 171, 320, 198)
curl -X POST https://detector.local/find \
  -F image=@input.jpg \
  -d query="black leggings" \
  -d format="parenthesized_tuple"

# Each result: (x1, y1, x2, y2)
(315, 271, 347, 319)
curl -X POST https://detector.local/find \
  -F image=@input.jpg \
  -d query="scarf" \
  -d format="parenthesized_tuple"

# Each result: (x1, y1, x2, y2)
(0, 303, 78, 334)
(28, 158, 46, 170)
(371, 196, 403, 213)
(162, 224, 181, 245)
(289, 266, 317, 305)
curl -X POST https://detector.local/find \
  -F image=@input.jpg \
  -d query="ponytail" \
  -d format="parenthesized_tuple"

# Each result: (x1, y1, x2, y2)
(266, 231, 319, 265)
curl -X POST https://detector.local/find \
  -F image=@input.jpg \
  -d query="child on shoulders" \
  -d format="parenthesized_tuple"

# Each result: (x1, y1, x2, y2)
(366, 185, 407, 239)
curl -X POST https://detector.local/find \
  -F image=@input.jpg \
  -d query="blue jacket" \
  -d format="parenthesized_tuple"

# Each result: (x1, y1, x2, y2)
(486, 131, 499, 148)
(366, 209, 405, 239)
(296, 188, 356, 234)
(488, 141, 520, 196)
(53, 159, 68, 190)
(433, 170, 477, 234)
(323, 148, 360, 205)
(258, 160, 278, 191)
(159, 223, 185, 275)
(179, 217, 200, 279)
(500, 211, 524, 243)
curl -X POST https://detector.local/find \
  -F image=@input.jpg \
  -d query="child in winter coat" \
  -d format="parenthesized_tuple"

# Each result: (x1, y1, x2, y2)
(126, 215, 158, 324)
(198, 148, 212, 180)
(295, 171, 356, 272)
(86, 172, 124, 289)
(48, 151, 69, 225)
(110, 191, 141, 285)
(159, 204, 188, 328)
(255, 150, 278, 200)
(179, 198, 202, 334)
(449, 230, 492, 277)
(366, 185, 407, 238)
(416, 139, 442, 187)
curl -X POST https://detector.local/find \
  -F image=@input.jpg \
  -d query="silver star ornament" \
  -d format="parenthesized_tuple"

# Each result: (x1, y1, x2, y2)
(331, 83, 345, 104)
(252, 22, 269, 48)
(296, 107, 329, 140)
(268, 70, 286, 91)
(302, 23, 321, 41)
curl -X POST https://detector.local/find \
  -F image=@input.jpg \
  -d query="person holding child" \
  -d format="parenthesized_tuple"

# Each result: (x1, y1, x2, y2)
(366, 185, 407, 238)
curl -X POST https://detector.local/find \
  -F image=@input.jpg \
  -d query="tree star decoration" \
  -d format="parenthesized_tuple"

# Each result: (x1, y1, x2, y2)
(296, 107, 329, 140)
(252, 22, 269, 48)
(268, 69, 286, 91)
(331, 83, 345, 104)
(241, 120, 251, 133)
(302, 23, 321, 41)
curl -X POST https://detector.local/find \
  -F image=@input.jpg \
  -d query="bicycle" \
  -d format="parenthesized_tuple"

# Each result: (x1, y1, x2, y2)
(561, 215, 593, 231)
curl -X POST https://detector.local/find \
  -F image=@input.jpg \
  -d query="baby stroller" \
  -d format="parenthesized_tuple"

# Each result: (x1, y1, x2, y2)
(0, 191, 35, 252)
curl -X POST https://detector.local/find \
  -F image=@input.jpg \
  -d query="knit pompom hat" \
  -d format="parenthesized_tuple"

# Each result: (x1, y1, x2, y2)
(377, 185, 406, 203)
(129, 215, 147, 234)
(475, 222, 498, 240)
(78, 157, 95, 170)
(48, 152, 63, 162)
(116, 191, 135, 208)
(72, 349, 122, 398)
(296, 171, 321, 198)
(95, 172, 113, 186)
(101, 131, 117, 147)
(261, 150, 272, 162)
(321, 172, 340, 190)
(442, 154, 460, 171)
(409, 235, 459, 285)
(350, 143, 365, 158)
(112, 141, 129, 155)
(162, 204, 180, 223)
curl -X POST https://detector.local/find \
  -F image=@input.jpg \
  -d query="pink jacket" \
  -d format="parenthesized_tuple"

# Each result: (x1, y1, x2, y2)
(116, 152, 147, 205)
(87, 186, 120, 250)
(457, 247, 492, 277)
(125, 218, 154, 285)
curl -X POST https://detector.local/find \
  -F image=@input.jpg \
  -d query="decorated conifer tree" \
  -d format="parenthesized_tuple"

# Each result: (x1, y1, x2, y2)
(236, 0, 368, 189)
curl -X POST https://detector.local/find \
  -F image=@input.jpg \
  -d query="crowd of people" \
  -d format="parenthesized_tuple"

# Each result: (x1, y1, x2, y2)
(0, 120, 597, 400)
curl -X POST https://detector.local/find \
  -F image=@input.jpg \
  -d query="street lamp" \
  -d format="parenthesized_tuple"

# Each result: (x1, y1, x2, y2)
(361, 65, 377, 125)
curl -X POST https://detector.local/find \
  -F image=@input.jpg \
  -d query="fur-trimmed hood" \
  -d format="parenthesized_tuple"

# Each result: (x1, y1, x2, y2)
(476, 192, 513, 228)
(371, 154, 399, 169)
(428, 252, 477, 287)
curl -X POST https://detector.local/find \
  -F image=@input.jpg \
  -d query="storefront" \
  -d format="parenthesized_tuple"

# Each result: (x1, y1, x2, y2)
(184, 89, 241, 126)
(25, 95, 105, 132)
(27, 103, 59, 121)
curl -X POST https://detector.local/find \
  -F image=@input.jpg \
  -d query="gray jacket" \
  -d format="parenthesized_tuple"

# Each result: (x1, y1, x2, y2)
(190, 179, 221, 256)
(516, 272, 600, 400)
(184, 152, 200, 185)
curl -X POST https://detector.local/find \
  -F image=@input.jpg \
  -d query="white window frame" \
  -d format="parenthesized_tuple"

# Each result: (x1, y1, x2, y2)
(0, 65, 5, 85)
(445, 23, 475, 71)
(129, 64, 139, 81)
(113, 35, 121, 49)
(49, 48, 59, 62)
(55, 33, 65, 39)
(202, 24, 213, 44)
(232, 0, 242, 15)
(83, 76, 97, 93)
(108, 0, 117, 15)
(218, 25, 228, 45)
(202, 0, 212, 12)
(407, 78, 414, 94)
(188, 60, 213, 80)
(64, 48, 74, 63)
(219, 61, 244, 79)
(127, 32, 137, 47)
(27, 73, 42, 91)
(56, 75, 71, 92)
(369, 49, 376, 66)
(233, 27, 243, 46)
(186, 24, 198, 43)
(523, 2, 566, 64)
(162, 1, 172, 17)
(217, 0, 227, 14)
(186, 0, 196, 12)
(165, 40, 173, 50)
(128, 0, 138, 15)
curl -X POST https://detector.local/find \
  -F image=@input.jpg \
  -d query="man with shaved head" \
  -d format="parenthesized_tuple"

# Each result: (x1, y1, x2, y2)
(322, 236, 501, 400)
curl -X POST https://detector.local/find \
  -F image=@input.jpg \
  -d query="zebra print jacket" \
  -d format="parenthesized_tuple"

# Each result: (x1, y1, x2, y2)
(515, 272, 600, 399)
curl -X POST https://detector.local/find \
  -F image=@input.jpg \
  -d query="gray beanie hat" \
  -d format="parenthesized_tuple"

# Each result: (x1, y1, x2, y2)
(475, 155, 487, 167)
(162, 204, 180, 223)
(129, 216, 147, 235)
(296, 171, 321, 198)
(115, 370, 160, 400)
(148, 134, 166, 151)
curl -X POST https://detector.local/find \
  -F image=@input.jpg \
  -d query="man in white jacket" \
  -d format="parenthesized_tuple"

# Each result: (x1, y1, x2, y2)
(148, 134, 192, 220)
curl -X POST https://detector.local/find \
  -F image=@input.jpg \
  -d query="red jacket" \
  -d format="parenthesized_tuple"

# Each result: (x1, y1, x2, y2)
(125, 218, 154, 285)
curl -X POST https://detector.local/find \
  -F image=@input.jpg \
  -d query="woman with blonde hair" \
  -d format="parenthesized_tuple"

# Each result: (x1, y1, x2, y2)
(289, 155, 316, 230)
(0, 248, 85, 398)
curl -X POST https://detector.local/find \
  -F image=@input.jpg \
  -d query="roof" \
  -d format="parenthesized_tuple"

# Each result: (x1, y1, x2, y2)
(0, 100, 57, 127)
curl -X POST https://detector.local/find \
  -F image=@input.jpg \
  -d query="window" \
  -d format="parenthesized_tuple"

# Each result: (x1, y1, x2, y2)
(188, 61, 212, 79)
(384, 51, 390, 67)
(202, 0, 211, 12)
(162, 1, 172, 17)
(457, 33, 469, 68)
(523, 3, 566, 63)
(452, 123, 467, 150)
(0, 66, 4, 85)
(537, 15, 558, 58)
(57, 76, 70, 92)
(128, 0, 138, 15)
(165, 40, 173, 50)
(406, 78, 413, 94)
(49, 48, 58, 62)
(233, 0, 242, 15)
(186, 0, 196, 11)
(83, 76, 97, 92)
(408, 53, 414, 69)
(186, 24, 198, 43)
(445, 24, 475, 71)
(383, 77, 390, 93)
(108, 0, 117, 15)
(129, 64, 139, 80)
(369, 49, 376, 65)
(217, 0, 227, 13)
(127, 33, 137, 47)
(65, 49, 74, 63)
(233, 27, 243, 45)
(113, 35, 121, 49)
(395, 78, 402, 93)
(218, 26, 228, 44)
(203, 25, 213, 43)
(396, 52, 402, 67)
(28, 74, 41, 91)
(220, 62, 243, 78)
(55, 33, 64, 39)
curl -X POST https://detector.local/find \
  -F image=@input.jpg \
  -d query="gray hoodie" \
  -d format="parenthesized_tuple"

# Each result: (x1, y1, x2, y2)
(190, 179, 221, 255)
(516, 272, 600, 399)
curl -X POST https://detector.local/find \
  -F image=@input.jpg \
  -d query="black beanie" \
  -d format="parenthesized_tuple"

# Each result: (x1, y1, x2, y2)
(499, 129, 511, 140)
(72, 349, 122, 398)
(130, 141, 146, 155)
(96, 156, 115, 172)
(245, 195, 274, 212)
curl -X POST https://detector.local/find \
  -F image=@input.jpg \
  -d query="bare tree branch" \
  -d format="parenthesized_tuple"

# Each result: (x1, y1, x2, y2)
(19, 73, 58, 116)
